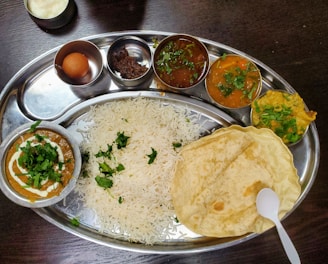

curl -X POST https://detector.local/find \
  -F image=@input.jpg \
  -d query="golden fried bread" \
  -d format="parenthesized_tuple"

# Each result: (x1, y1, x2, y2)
(171, 125, 301, 237)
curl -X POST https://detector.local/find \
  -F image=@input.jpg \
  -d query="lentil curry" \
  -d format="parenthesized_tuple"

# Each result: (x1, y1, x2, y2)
(251, 90, 317, 144)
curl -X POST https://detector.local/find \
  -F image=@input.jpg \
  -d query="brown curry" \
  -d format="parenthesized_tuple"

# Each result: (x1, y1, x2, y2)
(5, 128, 75, 202)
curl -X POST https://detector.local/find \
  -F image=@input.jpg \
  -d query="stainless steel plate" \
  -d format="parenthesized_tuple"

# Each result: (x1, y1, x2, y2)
(0, 30, 320, 254)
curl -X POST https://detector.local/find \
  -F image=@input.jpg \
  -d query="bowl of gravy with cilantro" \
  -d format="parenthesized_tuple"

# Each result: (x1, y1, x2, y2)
(206, 54, 262, 109)
(0, 121, 81, 208)
(153, 34, 209, 90)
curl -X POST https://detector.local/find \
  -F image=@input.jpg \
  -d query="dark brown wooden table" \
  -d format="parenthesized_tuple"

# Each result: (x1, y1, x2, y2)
(1, 1, 327, 263)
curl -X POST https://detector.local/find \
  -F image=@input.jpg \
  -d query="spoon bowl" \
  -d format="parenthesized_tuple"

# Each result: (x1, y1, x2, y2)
(256, 188, 301, 264)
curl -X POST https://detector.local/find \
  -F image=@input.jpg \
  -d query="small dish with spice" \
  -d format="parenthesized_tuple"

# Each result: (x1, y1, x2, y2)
(153, 34, 209, 91)
(0, 121, 81, 208)
(250, 90, 317, 145)
(106, 36, 153, 88)
(205, 54, 262, 109)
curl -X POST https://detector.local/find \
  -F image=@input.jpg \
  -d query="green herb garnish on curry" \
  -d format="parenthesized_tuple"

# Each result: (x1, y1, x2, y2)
(155, 36, 208, 88)
(251, 90, 317, 144)
(5, 121, 75, 201)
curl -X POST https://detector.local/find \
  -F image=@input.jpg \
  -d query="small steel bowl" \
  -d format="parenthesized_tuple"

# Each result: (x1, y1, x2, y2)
(24, 0, 76, 30)
(153, 34, 210, 91)
(250, 90, 316, 146)
(106, 36, 153, 88)
(0, 121, 81, 208)
(205, 54, 262, 110)
(55, 40, 104, 87)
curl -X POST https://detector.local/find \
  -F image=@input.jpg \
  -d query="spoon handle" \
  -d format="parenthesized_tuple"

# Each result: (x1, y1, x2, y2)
(275, 221, 301, 264)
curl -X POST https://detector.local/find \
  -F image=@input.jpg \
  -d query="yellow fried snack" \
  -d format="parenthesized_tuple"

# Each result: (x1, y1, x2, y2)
(251, 90, 316, 144)
(171, 125, 301, 238)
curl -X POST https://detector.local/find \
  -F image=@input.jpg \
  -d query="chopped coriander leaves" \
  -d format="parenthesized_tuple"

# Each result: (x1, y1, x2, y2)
(89, 131, 157, 192)
(173, 141, 183, 151)
(82, 152, 90, 163)
(81, 152, 90, 178)
(233, 74, 245, 89)
(58, 161, 64, 170)
(99, 162, 116, 176)
(95, 175, 113, 189)
(115, 132, 130, 149)
(217, 62, 259, 100)
(95, 144, 113, 159)
(247, 84, 257, 100)
(147, 148, 157, 164)
(152, 37, 159, 48)
(255, 103, 301, 143)
(29, 120, 41, 133)
(156, 41, 197, 75)
(34, 133, 45, 142)
(81, 170, 89, 178)
(70, 217, 80, 227)
(91, 132, 130, 189)
(18, 138, 63, 189)
(218, 84, 233, 97)
(92, 134, 128, 189)
(118, 196, 124, 204)
(116, 163, 125, 172)
(258, 104, 293, 127)
(172, 142, 182, 149)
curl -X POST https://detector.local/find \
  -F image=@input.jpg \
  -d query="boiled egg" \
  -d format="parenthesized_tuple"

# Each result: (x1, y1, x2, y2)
(62, 52, 89, 79)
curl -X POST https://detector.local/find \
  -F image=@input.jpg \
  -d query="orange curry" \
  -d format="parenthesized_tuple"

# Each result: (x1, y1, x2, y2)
(5, 129, 75, 202)
(206, 54, 262, 108)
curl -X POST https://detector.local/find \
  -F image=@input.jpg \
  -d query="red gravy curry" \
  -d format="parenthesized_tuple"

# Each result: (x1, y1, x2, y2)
(154, 36, 208, 88)
(5, 128, 75, 202)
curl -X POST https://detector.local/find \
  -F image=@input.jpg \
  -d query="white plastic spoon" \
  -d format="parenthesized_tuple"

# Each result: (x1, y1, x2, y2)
(256, 188, 301, 264)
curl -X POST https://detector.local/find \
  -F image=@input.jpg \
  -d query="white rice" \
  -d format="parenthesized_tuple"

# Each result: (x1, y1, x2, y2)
(75, 97, 202, 244)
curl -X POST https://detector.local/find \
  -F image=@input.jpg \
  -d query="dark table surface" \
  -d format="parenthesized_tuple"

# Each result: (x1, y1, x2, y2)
(0, 1, 327, 263)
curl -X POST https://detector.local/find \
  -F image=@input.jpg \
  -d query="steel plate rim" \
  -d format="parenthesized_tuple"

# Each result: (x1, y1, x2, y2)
(32, 206, 259, 254)
(0, 30, 320, 254)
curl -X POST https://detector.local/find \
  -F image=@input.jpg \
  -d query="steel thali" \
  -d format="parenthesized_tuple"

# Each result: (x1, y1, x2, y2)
(0, 30, 320, 254)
